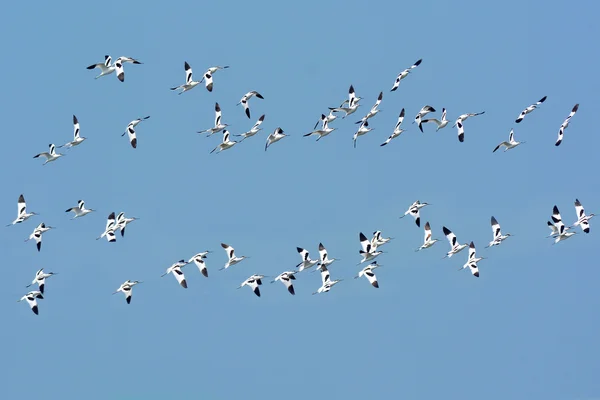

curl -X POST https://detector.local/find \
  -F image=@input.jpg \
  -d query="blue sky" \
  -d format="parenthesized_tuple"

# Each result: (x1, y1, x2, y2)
(1, 0, 599, 399)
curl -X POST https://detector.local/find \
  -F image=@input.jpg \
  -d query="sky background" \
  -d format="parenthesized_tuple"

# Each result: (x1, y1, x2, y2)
(1, 0, 599, 399)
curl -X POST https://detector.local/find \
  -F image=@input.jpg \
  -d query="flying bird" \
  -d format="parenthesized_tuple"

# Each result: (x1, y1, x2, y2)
(304, 118, 336, 141)
(199, 65, 230, 92)
(413, 105, 436, 133)
(570, 199, 594, 234)
(65, 200, 95, 219)
(421, 108, 449, 132)
(25, 222, 54, 252)
(312, 265, 342, 295)
(238, 91, 264, 119)
(17, 291, 43, 315)
(486, 216, 512, 248)
(381, 108, 406, 146)
(452, 112, 486, 128)
(493, 128, 525, 152)
(329, 85, 361, 118)
(6, 194, 38, 226)
(416, 222, 441, 251)
(317, 242, 339, 268)
(355, 261, 382, 288)
(236, 114, 265, 141)
(33, 144, 65, 165)
(358, 232, 383, 264)
(265, 127, 288, 151)
(353, 120, 373, 148)
(219, 243, 249, 270)
(188, 251, 211, 277)
(271, 271, 297, 295)
(549, 205, 577, 244)
(161, 260, 189, 288)
(314, 110, 337, 130)
(26, 268, 57, 294)
(113, 280, 142, 304)
(96, 212, 117, 243)
(121, 116, 150, 136)
(197, 102, 228, 136)
(58, 115, 86, 149)
(515, 96, 547, 123)
(555, 104, 579, 147)
(458, 242, 485, 277)
(390, 58, 422, 91)
(115, 212, 139, 237)
(442, 226, 469, 258)
(371, 230, 393, 248)
(170, 62, 201, 94)
(238, 274, 264, 297)
(296, 247, 319, 272)
(400, 200, 430, 227)
(456, 120, 465, 142)
(86, 55, 116, 80)
(355, 91, 383, 124)
(211, 130, 238, 154)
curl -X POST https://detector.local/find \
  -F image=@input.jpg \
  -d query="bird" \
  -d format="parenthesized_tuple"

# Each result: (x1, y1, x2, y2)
(549, 205, 577, 244)
(452, 112, 486, 127)
(304, 118, 336, 141)
(421, 108, 449, 132)
(413, 105, 436, 133)
(400, 200, 430, 227)
(199, 65, 229, 92)
(381, 108, 406, 146)
(210, 130, 238, 154)
(265, 127, 288, 151)
(390, 58, 422, 91)
(570, 198, 595, 234)
(555, 104, 579, 146)
(312, 265, 342, 295)
(58, 115, 86, 149)
(236, 114, 265, 141)
(238, 274, 264, 297)
(121, 116, 150, 137)
(416, 221, 441, 251)
(458, 242, 485, 277)
(115, 212, 139, 237)
(117, 56, 143, 65)
(26, 268, 57, 294)
(6, 194, 38, 226)
(86, 55, 116, 80)
(317, 242, 339, 268)
(65, 200, 95, 219)
(219, 243, 249, 270)
(17, 291, 43, 315)
(353, 120, 373, 148)
(296, 247, 319, 272)
(355, 91, 383, 124)
(188, 251, 211, 277)
(442, 226, 469, 258)
(113, 58, 125, 82)
(198, 102, 228, 136)
(170, 61, 202, 94)
(113, 280, 142, 304)
(271, 271, 297, 295)
(355, 261, 382, 288)
(161, 260, 189, 288)
(371, 230, 393, 248)
(329, 85, 361, 118)
(455, 120, 465, 142)
(314, 110, 337, 130)
(96, 212, 117, 243)
(123, 124, 138, 149)
(486, 216, 512, 248)
(238, 91, 264, 119)
(515, 96, 547, 123)
(25, 222, 54, 252)
(358, 232, 383, 264)
(33, 144, 65, 165)
(493, 128, 525, 152)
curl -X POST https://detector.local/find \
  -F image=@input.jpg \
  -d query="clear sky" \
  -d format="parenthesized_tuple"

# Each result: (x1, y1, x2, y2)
(1, 0, 599, 399)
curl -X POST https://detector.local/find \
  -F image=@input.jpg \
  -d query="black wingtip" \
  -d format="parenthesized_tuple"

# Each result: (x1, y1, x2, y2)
(245, 108, 251, 119)
(474, 272, 480, 277)
(126, 296, 131, 304)
(359, 232, 368, 241)
(32, 305, 39, 315)
(288, 285, 295, 295)
(180, 280, 188, 289)
(36, 242, 41, 252)
(254, 287, 261, 297)
(372, 281, 379, 288)
(131, 138, 137, 149)
(442, 226, 451, 235)
(117, 73, 124, 82)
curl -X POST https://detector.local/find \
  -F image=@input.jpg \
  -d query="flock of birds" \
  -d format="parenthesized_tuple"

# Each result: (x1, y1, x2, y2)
(10, 55, 588, 315)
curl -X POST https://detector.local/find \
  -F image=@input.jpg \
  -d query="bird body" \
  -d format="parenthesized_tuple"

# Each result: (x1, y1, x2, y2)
(65, 200, 95, 219)
(33, 144, 64, 165)
(7, 194, 38, 226)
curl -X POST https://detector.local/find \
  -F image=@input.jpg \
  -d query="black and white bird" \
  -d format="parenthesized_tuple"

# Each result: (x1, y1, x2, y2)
(296, 247, 319, 272)
(238, 91, 264, 119)
(371, 230, 393, 248)
(493, 128, 525, 152)
(6, 194, 38, 226)
(25, 222, 54, 252)
(353, 120, 373, 148)
(549, 205, 577, 244)
(161, 260, 189, 288)
(238, 274, 264, 297)
(26, 268, 57, 294)
(312, 265, 342, 295)
(17, 291, 43, 315)
(121, 116, 150, 137)
(171, 62, 201, 94)
(381, 108, 406, 147)
(220, 243, 249, 270)
(265, 127, 288, 151)
(200, 65, 229, 92)
(271, 271, 297, 295)
(413, 105, 436, 133)
(416, 221, 441, 251)
(96, 212, 117, 243)
(65, 200, 95, 219)
(313, 110, 337, 130)
(358, 232, 383, 264)
(515, 96, 547, 123)
(58, 115, 86, 149)
(86, 55, 117, 80)
(421, 108, 449, 132)
(236, 114, 265, 141)
(400, 200, 430, 227)
(355, 91, 383, 124)
(123, 124, 138, 148)
(113, 280, 142, 304)
(442, 226, 469, 258)
(329, 85, 361, 118)
(390, 58, 422, 91)
(458, 242, 484, 277)
(198, 102, 229, 136)
(188, 251, 211, 277)
(486, 216, 512, 248)
(210, 130, 238, 154)
(317, 242, 339, 268)
(304, 118, 336, 141)
(555, 104, 579, 146)
(570, 199, 594, 234)
(355, 261, 382, 288)
(33, 144, 65, 165)
(452, 112, 486, 128)
(115, 212, 139, 237)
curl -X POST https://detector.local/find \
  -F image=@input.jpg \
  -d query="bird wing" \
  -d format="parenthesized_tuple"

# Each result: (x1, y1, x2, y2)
(491, 216, 502, 240)
(214, 103, 222, 126)
(184, 62, 193, 84)
(443, 226, 457, 247)
(424, 222, 432, 242)
(73, 115, 80, 139)
(320, 266, 331, 286)
(318, 243, 328, 263)
(17, 194, 26, 217)
(106, 212, 116, 231)
(574, 199, 585, 219)
(551, 205, 565, 234)
(359, 232, 371, 253)
(468, 242, 476, 261)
